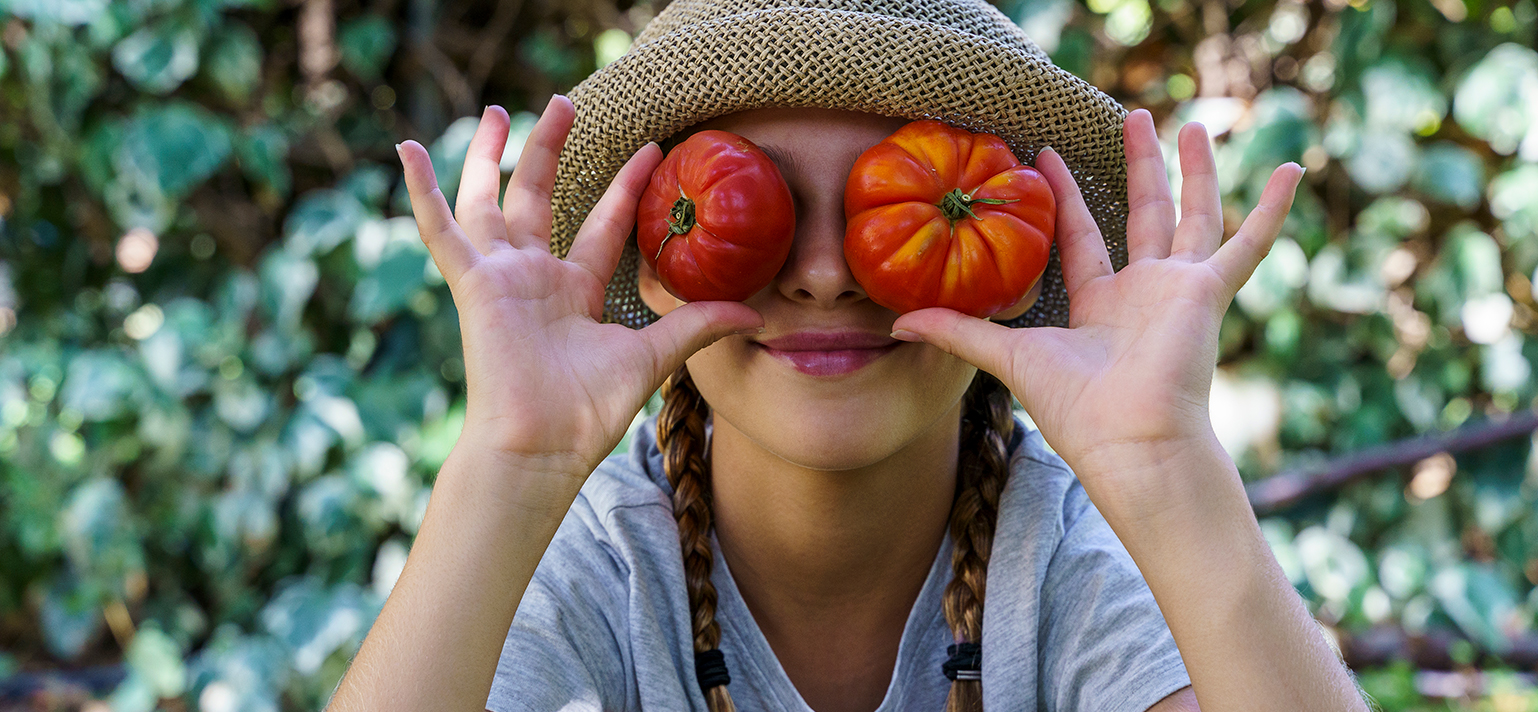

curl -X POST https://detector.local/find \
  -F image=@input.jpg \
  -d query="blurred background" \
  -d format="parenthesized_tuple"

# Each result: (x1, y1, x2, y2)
(0, 0, 1535, 709)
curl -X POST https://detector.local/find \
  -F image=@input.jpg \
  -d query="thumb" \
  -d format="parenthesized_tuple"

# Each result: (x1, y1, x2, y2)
(639, 300, 764, 380)
(891, 308, 1020, 378)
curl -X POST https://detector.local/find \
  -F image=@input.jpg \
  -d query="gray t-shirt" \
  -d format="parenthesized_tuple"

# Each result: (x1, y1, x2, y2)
(488, 416, 1190, 711)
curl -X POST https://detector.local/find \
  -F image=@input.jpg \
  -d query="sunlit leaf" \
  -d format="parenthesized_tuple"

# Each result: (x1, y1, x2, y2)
(61, 351, 145, 421)
(111, 22, 200, 94)
(40, 573, 103, 660)
(1489, 164, 1538, 241)
(1453, 43, 1538, 156)
(260, 579, 377, 676)
(1297, 525, 1370, 602)
(2, 0, 108, 26)
(1346, 131, 1418, 194)
(204, 22, 262, 103)
(188, 626, 289, 712)
(1412, 142, 1484, 210)
(350, 244, 427, 324)
(123, 625, 187, 698)
(283, 189, 366, 257)
(116, 102, 234, 199)
(1361, 59, 1445, 135)
(1430, 563, 1520, 652)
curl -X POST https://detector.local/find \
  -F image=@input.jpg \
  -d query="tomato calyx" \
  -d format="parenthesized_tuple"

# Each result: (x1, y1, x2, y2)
(938, 188, 1018, 225)
(656, 192, 697, 260)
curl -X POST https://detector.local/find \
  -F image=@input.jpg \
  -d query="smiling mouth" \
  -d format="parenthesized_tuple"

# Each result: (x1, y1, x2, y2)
(752, 342, 902, 377)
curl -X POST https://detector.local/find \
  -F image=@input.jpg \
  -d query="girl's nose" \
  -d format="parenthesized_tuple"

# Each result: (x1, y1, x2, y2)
(774, 200, 867, 308)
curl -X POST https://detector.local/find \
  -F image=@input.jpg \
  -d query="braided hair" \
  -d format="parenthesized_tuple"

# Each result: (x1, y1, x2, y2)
(658, 366, 738, 712)
(657, 365, 1015, 712)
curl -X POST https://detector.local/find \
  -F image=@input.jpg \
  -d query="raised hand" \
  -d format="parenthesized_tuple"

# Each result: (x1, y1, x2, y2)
(890, 108, 1304, 499)
(398, 99, 763, 474)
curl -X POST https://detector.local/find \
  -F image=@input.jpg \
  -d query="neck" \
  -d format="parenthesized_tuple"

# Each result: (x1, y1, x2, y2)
(706, 401, 962, 711)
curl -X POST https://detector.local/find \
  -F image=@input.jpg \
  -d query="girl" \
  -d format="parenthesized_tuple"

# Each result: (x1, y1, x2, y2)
(328, 1, 1367, 710)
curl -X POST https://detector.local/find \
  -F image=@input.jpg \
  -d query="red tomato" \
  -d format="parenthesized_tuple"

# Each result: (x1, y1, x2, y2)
(843, 120, 1055, 317)
(637, 130, 795, 303)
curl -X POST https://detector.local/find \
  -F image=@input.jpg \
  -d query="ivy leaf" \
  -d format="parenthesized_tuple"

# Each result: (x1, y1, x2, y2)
(40, 573, 104, 660)
(1453, 43, 1538, 156)
(112, 23, 201, 95)
(1412, 142, 1485, 211)
(204, 21, 262, 104)
(1, 0, 108, 26)
(1346, 131, 1418, 195)
(236, 124, 292, 197)
(338, 14, 396, 81)
(108, 102, 234, 227)
(350, 244, 427, 324)
(283, 189, 366, 257)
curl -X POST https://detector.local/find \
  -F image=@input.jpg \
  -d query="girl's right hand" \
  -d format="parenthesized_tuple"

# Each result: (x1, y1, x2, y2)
(397, 97, 764, 476)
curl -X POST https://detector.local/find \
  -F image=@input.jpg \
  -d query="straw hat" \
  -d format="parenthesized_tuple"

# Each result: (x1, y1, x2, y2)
(550, 0, 1130, 329)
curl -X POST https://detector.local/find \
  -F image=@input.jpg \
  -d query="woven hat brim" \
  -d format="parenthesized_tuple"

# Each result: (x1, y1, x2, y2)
(551, 6, 1130, 329)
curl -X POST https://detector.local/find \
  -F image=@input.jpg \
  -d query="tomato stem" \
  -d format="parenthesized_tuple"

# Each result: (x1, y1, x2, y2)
(938, 188, 1018, 225)
(658, 193, 697, 259)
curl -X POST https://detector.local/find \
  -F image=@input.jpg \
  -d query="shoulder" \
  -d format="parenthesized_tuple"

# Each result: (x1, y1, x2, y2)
(990, 420, 1192, 712)
(999, 420, 1093, 537)
(531, 425, 681, 596)
(490, 423, 692, 711)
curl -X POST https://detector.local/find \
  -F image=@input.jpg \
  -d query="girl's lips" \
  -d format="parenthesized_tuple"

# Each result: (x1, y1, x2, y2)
(759, 345, 901, 376)
(753, 332, 902, 376)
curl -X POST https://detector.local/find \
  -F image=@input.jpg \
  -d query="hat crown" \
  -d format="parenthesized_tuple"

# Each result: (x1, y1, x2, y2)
(634, 0, 1047, 59)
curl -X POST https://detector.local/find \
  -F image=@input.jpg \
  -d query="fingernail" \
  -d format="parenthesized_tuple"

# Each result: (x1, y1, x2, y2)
(891, 329, 921, 342)
(734, 326, 766, 336)
(394, 142, 403, 153)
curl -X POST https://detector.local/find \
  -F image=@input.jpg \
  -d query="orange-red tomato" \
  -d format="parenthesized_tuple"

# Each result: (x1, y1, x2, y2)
(844, 120, 1055, 317)
(637, 130, 795, 302)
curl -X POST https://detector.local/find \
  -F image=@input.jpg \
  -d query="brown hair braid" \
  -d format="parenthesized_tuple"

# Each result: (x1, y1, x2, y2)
(943, 371, 1015, 712)
(658, 366, 1014, 712)
(658, 365, 737, 712)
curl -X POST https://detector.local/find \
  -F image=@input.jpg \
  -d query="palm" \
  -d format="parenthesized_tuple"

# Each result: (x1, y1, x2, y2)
(450, 252, 632, 459)
(399, 100, 760, 472)
(893, 109, 1304, 485)
(1006, 259, 1229, 458)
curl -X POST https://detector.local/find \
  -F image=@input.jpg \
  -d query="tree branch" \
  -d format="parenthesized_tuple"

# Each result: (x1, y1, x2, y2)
(1247, 405, 1538, 514)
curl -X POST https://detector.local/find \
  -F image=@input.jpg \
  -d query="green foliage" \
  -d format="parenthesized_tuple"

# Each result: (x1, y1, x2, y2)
(0, 0, 1536, 709)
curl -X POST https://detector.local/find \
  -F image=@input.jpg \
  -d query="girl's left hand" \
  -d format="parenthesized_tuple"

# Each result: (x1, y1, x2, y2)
(890, 108, 1303, 508)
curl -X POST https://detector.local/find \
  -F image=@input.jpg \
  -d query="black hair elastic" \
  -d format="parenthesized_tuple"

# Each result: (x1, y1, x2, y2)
(942, 642, 982, 682)
(695, 648, 731, 691)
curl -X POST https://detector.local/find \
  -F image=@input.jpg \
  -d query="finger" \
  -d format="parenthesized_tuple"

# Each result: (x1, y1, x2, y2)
(398, 140, 478, 286)
(566, 142, 663, 282)
(455, 105, 515, 254)
(1209, 163, 1305, 296)
(1170, 122, 1223, 259)
(889, 307, 1022, 381)
(1035, 147, 1112, 299)
(504, 95, 576, 252)
(1123, 109, 1176, 263)
(640, 301, 765, 382)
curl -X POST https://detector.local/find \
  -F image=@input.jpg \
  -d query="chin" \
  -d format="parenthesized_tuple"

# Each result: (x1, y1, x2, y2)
(734, 402, 912, 472)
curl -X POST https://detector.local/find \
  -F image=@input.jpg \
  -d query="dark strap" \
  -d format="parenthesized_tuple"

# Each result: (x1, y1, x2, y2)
(942, 642, 982, 681)
(695, 648, 731, 690)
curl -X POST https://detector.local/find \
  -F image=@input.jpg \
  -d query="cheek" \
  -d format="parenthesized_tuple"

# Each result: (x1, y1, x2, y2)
(637, 258, 684, 316)
(990, 275, 1043, 321)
